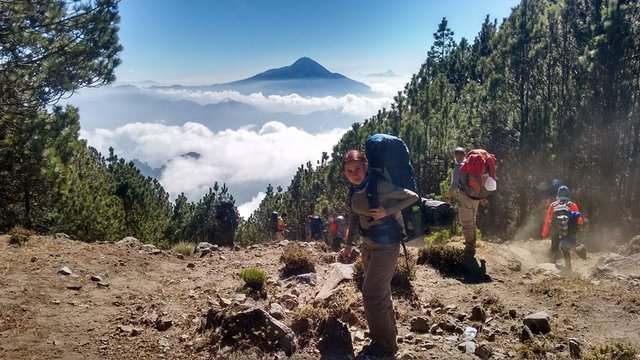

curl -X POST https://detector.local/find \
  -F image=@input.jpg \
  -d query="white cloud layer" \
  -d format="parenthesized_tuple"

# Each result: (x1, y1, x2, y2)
(150, 88, 392, 117)
(237, 192, 266, 219)
(81, 121, 346, 215)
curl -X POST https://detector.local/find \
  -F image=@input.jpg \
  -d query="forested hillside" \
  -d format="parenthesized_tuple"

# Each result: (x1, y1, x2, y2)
(240, 0, 640, 245)
(0, 1, 236, 246)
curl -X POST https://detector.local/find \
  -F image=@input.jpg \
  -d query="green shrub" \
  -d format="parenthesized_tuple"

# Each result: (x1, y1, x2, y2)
(582, 342, 637, 360)
(9, 226, 34, 246)
(171, 241, 195, 256)
(425, 229, 452, 246)
(239, 267, 268, 291)
(280, 244, 315, 277)
(417, 245, 465, 276)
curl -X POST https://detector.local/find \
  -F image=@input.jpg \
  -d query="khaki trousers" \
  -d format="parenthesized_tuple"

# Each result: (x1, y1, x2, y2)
(361, 241, 400, 353)
(458, 192, 480, 256)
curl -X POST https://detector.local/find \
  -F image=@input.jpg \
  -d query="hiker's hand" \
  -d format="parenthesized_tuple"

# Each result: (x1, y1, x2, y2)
(370, 207, 387, 220)
(480, 199, 489, 206)
(342, 245, 352, 262)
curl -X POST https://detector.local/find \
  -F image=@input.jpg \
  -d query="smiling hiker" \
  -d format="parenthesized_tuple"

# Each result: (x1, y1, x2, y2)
(342, 148, 419, 357)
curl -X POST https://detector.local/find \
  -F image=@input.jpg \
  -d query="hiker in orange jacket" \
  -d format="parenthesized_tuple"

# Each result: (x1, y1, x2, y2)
(541, 186, 583, 271)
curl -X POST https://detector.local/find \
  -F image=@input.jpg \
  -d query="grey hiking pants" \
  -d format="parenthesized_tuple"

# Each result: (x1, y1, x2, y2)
(361, 240, 400, 354)
(458, 192, 480, 256)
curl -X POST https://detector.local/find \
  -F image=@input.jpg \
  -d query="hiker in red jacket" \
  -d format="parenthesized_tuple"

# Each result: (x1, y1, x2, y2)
(541, 185, 583, 271)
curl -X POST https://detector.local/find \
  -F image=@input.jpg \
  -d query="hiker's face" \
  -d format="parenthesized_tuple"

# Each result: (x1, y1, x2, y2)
(454, 152, 465, 162)
(343, 160, 368, 185)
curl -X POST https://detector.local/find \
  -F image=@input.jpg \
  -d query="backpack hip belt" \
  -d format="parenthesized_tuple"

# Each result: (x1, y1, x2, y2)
(360, 221, 405, 245)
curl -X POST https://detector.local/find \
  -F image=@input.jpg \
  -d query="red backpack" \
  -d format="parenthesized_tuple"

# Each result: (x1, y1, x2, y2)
(460, 149, 497, 199)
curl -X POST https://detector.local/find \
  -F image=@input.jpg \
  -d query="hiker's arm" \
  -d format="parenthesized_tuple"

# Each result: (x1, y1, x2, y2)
(345, 212, 358, 246)
(570, 202, 583, 225)
(382, 187, 420, 216)
(448, 166, 461, 200)
(541, 204, 554, 238)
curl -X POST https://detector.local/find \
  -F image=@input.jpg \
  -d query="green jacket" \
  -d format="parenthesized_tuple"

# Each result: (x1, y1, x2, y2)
(346, 179, 419, 247)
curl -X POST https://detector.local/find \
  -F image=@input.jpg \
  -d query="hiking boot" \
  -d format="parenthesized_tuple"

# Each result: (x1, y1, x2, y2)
(358, 341, 396, 359)
(463, 255, 489, 283)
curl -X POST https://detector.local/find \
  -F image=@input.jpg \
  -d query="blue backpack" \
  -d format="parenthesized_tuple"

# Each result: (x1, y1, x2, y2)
(363, 134, 421, 238)
(360, 134, 456, 237)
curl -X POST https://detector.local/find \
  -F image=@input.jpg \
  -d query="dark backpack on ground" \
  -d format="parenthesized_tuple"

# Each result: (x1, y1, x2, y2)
(270, 211, 278, 232)
(421, 198, 457, 232)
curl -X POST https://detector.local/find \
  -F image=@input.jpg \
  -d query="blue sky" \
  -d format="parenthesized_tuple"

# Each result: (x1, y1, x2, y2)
(116, 0, 520, 85)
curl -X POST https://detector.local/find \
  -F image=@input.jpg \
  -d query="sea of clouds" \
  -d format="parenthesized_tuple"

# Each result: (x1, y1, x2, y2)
(77, 75, 406, 218)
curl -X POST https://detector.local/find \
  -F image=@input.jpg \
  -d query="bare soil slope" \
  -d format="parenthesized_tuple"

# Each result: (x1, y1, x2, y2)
(1, 234, 639, 359)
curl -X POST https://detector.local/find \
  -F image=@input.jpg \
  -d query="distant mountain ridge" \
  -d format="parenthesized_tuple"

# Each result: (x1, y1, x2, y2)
(152, 57, 371, 97)
(236, 57, 345, 81)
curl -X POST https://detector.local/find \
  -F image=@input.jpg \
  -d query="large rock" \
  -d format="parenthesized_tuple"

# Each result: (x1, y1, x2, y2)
(471, 304, 487, 322)
(155, 315, 173, 331)
(409, 316, 430, 333)
(212, 307, 297, 356)
(569, 338, 581, 359)
(116, 237, 141, 248)
(58, 266, 72, 275)
(523, 311, 551, 334)
(317, 318, 353, 358)
(268, 302, 287, 320)
(289, 273, 317, 285)
(475, 342, 493, 359)
(315, 263, 354, 301)
(520, 325, 534, 342)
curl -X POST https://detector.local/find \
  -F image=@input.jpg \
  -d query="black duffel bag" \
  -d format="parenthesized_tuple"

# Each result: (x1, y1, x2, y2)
(421, 198, 457, 232)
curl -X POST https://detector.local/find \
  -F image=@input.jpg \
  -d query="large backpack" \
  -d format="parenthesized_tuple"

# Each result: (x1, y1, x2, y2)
(552, 201, 572, 238)
(364, 134, 421, 237)
(310, 216, 324, 235)
(459, 149, 497, 199)
(269, 211, 278, 232)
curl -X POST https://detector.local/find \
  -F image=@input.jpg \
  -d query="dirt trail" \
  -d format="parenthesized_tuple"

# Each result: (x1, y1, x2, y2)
(1, 235, 639, 359)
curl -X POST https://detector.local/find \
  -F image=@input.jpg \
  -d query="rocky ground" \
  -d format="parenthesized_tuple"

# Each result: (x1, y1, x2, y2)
(1, 233, 639, 360)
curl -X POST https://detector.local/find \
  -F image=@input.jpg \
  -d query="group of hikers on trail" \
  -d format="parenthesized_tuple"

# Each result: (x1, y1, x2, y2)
(271, 212, 348, 251)
(270, 133, 584, 358)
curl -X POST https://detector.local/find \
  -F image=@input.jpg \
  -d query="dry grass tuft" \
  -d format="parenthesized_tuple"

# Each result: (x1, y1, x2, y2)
(582, 341, 637, 360)
(517, 341, 553, 359)
(417, 245, 465, 276)
(8, 226, 34, 246)
(279, 244, 316, 277)
(171, 241, 195, 256)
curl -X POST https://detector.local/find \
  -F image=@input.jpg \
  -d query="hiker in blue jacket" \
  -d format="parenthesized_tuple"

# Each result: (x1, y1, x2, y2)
(342, 149, 419, 357)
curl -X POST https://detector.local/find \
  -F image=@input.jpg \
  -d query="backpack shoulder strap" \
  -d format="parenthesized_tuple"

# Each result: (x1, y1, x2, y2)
(348, 171, 381, 211)
(366, 171, 380, 209)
